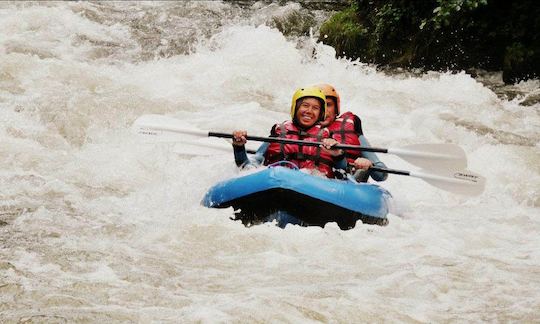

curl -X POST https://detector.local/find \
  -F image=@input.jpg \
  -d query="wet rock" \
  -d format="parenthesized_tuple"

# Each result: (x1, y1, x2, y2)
(520, 93, 540, 107)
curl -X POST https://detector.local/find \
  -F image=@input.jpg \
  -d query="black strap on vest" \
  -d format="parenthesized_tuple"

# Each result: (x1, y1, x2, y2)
(279, 123, 287, 161)
(268, 122, 332, 167)
(281, 152, 334, 167)
(330, 114, 357, 142)
(329, 114, 364, 160)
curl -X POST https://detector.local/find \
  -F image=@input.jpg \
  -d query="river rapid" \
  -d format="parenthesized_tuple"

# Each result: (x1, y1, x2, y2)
(1, 1, 539, 322)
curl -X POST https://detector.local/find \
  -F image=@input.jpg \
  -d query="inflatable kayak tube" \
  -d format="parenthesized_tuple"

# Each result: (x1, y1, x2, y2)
(202, 166, 391, 229)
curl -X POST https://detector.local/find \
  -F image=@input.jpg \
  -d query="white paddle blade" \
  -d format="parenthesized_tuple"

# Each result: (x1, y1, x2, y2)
(132, 114, 260, 156)
(132, 114, 208, 139)
(172, 141, 231, 156)
(389, 144, 467, 170)
(132, 114, 228, 151)
(411, 169, 486, 196)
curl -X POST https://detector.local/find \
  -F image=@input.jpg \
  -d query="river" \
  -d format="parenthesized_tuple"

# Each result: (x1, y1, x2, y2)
(1, 1, 539, 322)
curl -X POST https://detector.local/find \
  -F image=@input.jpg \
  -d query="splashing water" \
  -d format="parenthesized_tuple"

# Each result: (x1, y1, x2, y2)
(1, 2, 539, 322)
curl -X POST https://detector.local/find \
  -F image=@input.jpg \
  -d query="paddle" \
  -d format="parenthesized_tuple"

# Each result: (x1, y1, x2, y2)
(133, 115, 258, 154)
(133, 114, 467, 170)
(133, 115, 485, 195)
(137, 130, 258, 155)
(369, 166, 486, 196)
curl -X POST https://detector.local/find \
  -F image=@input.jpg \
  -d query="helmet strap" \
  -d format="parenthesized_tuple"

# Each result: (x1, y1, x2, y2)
(328, 97, 338, 115)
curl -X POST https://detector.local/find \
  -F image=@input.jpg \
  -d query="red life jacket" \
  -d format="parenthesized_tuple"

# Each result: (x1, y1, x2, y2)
(264, 121, 335, 178)
(327, 111, 362, 164)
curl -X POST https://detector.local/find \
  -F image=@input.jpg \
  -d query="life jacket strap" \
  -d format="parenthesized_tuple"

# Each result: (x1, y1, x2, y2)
(281, 152, 334, 167)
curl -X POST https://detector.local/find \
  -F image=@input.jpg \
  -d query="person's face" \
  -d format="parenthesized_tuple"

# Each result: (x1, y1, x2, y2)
(295, 97, 321, 128)
(320, 97, 336, 127)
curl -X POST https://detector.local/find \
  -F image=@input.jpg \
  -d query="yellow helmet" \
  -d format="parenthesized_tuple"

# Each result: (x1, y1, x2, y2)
(315, 83, 340, 115)
(290, 86, 327, 122)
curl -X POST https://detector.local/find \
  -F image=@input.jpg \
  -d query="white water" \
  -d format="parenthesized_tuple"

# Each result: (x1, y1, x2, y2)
(1, 2, 539, 322)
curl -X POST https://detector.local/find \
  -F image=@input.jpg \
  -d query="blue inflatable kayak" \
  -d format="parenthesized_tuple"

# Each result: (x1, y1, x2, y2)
(202, 166, 391, 229)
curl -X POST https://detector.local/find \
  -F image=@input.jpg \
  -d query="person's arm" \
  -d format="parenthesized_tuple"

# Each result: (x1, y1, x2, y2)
(232, 130, 269, 169)
(251, 142, 269, 165)
(321, 138, 348, 171)
(333, 154, 348, 171)
(359, 135, 388, 182)
(232, 130, 252, 168)
(233, 144, 249, 167)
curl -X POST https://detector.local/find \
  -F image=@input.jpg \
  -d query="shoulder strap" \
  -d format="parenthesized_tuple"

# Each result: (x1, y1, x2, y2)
(279, 122, 287, 160)
(353, 115, 363, 135)
(339, 114, 352, 143)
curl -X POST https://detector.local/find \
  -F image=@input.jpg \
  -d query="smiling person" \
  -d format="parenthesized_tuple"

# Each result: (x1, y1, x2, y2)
(232, 86, 346, 179)
(316, 83, 388, 182)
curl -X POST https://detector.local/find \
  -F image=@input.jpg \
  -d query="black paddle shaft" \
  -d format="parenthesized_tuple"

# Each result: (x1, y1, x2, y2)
(208, 132, 389, 153)
(208, 132, 412, 176)
(369, 166, 410, 176)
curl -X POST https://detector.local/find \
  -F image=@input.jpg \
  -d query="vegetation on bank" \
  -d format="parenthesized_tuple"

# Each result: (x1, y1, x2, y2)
(320, 0, 540, 83)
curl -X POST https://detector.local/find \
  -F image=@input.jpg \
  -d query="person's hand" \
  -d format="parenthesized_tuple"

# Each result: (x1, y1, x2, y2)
(353, 157, 373, 170)
(232, 130, 247, 146)
(321, 138, 343, 157)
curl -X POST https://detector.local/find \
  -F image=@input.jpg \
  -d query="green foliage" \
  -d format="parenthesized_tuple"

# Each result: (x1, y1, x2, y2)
(373, 4, 403, 39)
(321, 0, 540, 82)
(420, 0, 487, 30)
(322, 4, 364, 38)
(319, 4, 368, 57)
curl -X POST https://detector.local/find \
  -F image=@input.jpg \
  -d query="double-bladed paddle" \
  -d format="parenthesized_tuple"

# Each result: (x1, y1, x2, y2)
(368, 166, 485, 196)
(133, 114, 485, 195)
(133, 114, 467, 170)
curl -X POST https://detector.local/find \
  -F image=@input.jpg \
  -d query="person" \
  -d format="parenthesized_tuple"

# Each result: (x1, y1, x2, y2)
(231, 86, 347, 179)
(316, 83, 388, 182)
